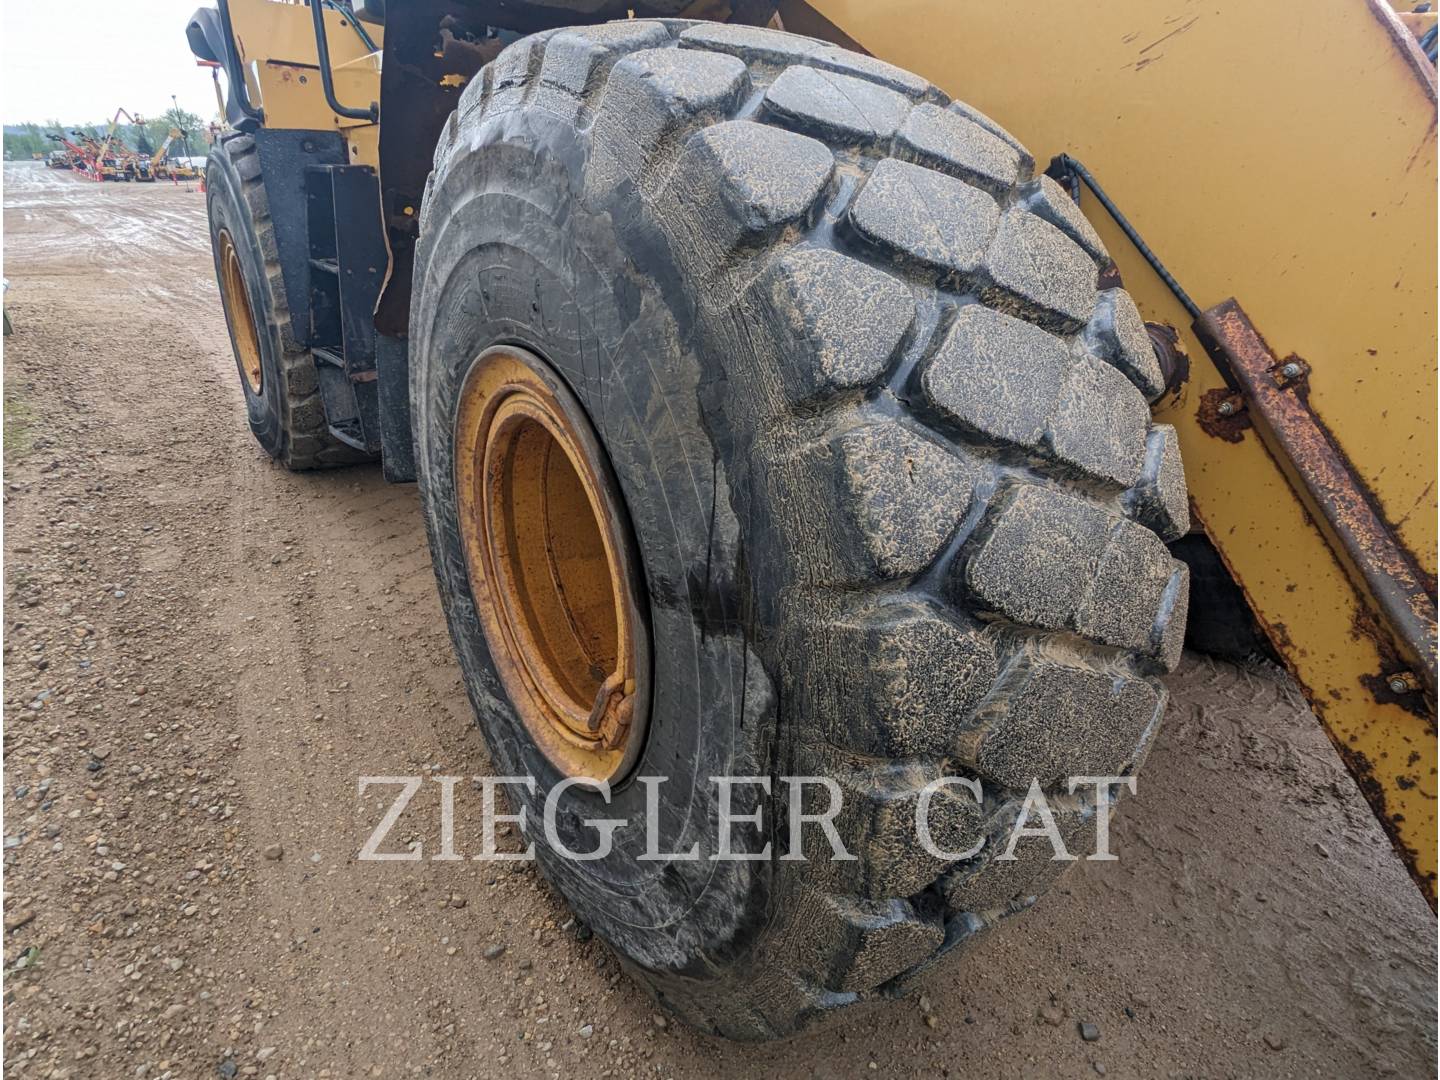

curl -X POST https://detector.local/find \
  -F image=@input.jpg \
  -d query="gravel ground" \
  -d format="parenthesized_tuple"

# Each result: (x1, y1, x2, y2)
(2, 161, 1435, 1080)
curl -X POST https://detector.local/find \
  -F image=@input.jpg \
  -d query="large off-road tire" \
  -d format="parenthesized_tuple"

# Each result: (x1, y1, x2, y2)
(205, 133, 371, 469)
(411, 21, 1191, 1040)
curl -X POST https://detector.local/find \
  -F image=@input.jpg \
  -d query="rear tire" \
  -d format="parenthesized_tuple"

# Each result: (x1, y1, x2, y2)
(205, 133, 371, 470)
(412, 21, 1190, 1040)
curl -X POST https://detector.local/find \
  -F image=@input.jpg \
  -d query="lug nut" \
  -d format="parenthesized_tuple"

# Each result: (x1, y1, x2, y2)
(1217, 400, 1236, 416)
(1280, 362, 1303, 379)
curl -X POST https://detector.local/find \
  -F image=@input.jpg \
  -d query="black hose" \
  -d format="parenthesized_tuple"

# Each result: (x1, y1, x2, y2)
(324, 0, 378, 53)
(1046, 154, 1202, 322)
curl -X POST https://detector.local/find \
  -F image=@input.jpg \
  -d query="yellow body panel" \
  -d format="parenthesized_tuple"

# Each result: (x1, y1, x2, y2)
(228, 0, 382, 166)
(811, 0, 1437, 897)
(340, 122, 380, 172)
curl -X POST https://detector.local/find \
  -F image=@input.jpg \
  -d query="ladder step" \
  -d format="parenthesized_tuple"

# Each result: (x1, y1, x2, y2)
(327, 419, 368, 451)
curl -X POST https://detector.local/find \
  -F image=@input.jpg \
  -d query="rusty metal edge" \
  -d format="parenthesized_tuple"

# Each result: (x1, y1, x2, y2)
(1192, 299, 1438, 698)
(1191, 299, 1438, 905)
(1187, 502, 1437, 906)
(1363, 0, 1439, 103)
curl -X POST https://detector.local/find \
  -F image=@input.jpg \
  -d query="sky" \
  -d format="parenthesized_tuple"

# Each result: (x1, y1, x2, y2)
(3, 0, 221, 125)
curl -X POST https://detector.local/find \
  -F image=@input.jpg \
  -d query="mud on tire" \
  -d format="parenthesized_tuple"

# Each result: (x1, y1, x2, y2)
(205, 133, 371, 470)
(410, 21, 1190, 1040)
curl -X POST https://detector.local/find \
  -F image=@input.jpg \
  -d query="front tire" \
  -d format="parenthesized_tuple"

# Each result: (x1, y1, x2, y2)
(412, 21, 1190, 1040)
(205, 133, 370, 469)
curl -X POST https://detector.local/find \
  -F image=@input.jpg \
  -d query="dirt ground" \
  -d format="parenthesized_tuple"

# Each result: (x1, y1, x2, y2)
(1, 161, 1434, 1080)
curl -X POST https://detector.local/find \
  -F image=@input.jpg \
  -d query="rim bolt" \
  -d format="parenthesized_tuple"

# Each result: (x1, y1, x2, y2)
(1280, 362, 1303, 379)
(1388, 673, 1416, 694)
(1217, 400, 1235, 416)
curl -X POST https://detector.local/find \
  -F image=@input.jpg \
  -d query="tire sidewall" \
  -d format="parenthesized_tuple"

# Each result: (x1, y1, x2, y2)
(411, 108, 776, 973)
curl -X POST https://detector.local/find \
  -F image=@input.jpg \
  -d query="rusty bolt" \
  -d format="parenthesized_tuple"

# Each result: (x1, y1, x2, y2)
(1217, 400, 1237, 417)
(598, 696, 635, 751)
(1280, 362, 1303, 379)
(586, 672, 633, 749)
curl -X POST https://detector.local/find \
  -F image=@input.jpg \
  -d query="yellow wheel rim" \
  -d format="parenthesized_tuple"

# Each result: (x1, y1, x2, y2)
(454, 346, 649, 783)
(216, 228, 263, 395)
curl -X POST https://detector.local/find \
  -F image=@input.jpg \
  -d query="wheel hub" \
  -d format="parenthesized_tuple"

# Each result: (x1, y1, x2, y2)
(454, 346, 649, 783)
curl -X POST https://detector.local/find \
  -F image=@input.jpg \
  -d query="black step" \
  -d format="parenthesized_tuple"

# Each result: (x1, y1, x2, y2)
(327, 418, 369, 451)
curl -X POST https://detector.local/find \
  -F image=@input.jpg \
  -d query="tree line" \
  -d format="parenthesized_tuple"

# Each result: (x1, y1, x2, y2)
(4, 107, 209, 161)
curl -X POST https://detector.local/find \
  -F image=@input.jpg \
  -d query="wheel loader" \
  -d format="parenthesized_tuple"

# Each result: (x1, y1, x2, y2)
(150, 128, 199, 181)
(185, 0, 1437, 1040)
